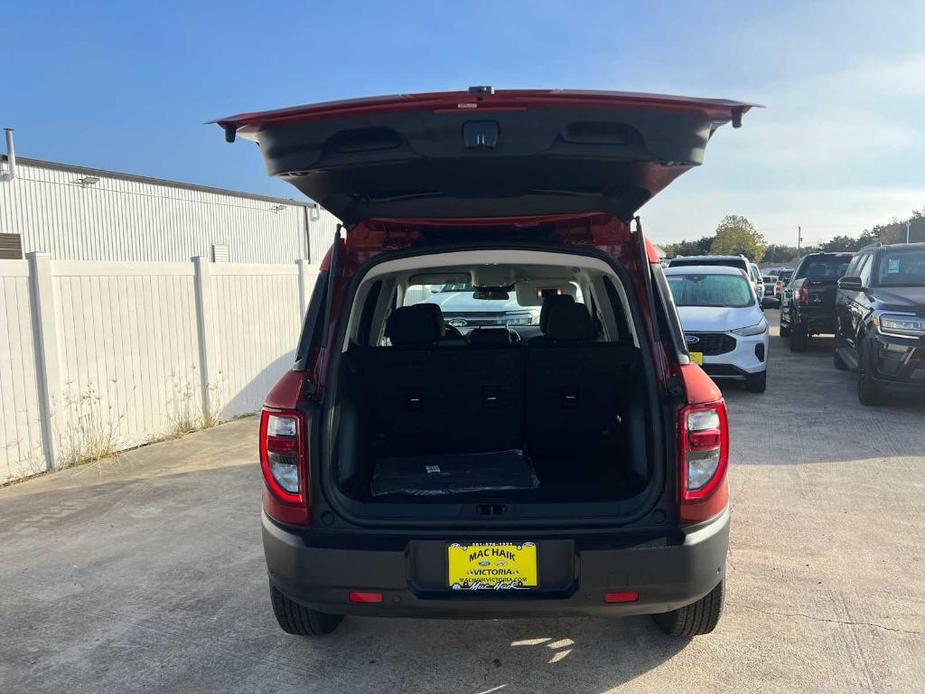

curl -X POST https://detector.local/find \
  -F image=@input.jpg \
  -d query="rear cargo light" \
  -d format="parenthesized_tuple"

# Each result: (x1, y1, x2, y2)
(604, 591, 639, 603)
(797, 285, 810, 305)
(678, 401, 729, 523)
(349, 591, 384, 604)
(259, 409, 309, 525)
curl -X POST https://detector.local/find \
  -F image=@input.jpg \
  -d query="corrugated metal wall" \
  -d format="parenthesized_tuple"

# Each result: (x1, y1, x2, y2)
(0, 160, 339, 264)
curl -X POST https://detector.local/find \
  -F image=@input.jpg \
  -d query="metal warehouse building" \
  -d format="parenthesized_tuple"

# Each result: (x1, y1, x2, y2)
(0, 154, 340, 263)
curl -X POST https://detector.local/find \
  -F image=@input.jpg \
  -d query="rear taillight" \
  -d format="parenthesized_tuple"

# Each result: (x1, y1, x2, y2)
(259, 409, 310, 525)
(678, 401, 729, 523)
(797, 285, 810, 305)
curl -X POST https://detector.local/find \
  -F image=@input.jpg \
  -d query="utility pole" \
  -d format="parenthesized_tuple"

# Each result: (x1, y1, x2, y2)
(797, 225, 802, 255)
(906, 220, 911, 244)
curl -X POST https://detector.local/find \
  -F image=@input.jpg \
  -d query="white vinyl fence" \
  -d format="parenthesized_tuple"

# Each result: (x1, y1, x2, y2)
(0, 254, 319, 484)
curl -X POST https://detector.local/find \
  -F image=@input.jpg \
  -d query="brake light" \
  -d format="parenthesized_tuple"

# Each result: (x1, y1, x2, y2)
(797, 285, 810, 305)
(678, 401, 729, 523)
(259, 409, 310, 525)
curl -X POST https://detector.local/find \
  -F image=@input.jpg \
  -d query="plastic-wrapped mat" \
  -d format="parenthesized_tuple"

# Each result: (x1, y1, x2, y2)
(371, 449, 539, 497)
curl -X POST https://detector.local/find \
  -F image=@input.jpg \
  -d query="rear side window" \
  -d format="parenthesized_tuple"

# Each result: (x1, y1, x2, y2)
(874, 250, 925, 287)
(294, 271, 329, 370)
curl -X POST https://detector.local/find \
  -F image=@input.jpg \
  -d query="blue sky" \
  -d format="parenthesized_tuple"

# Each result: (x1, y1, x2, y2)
(5, 0, 924, 245)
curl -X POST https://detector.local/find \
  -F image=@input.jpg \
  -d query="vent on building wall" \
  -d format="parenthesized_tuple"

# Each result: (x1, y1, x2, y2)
(0, 233, 23, 259)
(211, 244, 229, 263)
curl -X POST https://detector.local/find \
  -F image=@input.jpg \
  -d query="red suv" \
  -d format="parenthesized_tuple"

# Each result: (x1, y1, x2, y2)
(215, 88, 752, 637)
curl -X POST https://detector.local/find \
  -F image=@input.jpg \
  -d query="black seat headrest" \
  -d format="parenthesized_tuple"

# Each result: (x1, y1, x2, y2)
(545, 301, 593, 342)
(385, 305, 442, 346)
(468, 327, 513, 346)
(539, 294, 575, 333)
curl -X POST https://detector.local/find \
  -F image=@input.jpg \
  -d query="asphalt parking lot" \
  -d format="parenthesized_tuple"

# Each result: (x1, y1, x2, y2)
(1, 312, 923, 694)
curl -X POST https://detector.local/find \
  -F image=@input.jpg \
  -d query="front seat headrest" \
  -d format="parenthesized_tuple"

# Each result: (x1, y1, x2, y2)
(539, 294, 575, 333)
(468, 327, 513, 346)
(545, 301, 593, 342)
(385, 305, 443, 346)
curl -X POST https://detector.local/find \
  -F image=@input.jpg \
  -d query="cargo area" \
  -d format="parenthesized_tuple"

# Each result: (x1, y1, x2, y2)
(324, 250, 659, 518)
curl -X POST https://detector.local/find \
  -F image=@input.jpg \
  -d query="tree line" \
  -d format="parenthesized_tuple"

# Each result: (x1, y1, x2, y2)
(661, 207, 925, 264)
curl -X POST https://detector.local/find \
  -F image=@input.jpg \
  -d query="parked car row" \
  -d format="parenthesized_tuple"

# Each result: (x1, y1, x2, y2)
(775, 244, 925, 406)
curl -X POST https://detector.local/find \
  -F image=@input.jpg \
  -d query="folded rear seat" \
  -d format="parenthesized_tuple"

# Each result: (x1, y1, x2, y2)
(365, 305, 524, 457)
(525, 301, 637, 460)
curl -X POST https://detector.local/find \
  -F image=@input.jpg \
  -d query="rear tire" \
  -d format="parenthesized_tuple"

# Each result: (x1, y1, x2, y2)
(270, 585, 344, 636)
(745, 370, 767, 393)
(653, 580, 725, 637)
(789, 322, 808, 352)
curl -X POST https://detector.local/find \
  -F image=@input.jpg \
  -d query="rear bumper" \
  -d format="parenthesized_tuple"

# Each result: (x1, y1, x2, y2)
(795, 309, 836, 333)
(262, 507, 730, 618)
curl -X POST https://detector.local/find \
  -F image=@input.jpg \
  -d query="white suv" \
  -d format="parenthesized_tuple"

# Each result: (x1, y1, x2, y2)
(665, 265, 769, 393)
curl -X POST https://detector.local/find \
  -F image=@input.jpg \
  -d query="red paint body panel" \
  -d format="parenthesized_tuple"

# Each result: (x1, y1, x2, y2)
(264, 369, 308, 410)
(214, 88, 757, 136)
(677, 363, 723, 405)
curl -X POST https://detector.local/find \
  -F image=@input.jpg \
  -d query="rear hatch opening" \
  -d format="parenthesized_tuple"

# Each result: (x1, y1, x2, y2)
(320, 235, 668, 526)
(219, 88, 754, 528)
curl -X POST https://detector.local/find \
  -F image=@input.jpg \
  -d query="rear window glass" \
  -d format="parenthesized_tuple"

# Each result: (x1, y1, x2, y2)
(667, 273, 754, 308)
(797, 256, 852, 279)
(402, 282, 578, 330)
(875, 250, 925, 287)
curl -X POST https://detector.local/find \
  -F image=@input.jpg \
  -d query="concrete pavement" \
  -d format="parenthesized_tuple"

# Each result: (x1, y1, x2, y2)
(1, 313, 923, 693)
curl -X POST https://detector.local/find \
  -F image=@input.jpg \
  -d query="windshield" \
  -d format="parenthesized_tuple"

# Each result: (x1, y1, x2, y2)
(875, 250, 925, 287)
(797, 256, 852, 280)
(667, 273, 754, 308)
(670, 258, 748, 274)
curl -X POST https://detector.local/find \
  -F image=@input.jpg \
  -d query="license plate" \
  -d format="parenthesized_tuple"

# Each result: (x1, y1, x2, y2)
(690, 351, 703, 365)
(448, 542, 538, 590)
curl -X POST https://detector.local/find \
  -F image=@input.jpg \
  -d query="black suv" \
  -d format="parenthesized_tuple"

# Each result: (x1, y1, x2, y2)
(834, 243, 925, 405)
(780, 252, 854, 351)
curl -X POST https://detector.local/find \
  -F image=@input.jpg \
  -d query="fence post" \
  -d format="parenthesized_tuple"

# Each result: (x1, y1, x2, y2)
(27, 252, 61, 471)
(192, 256, 217, 424)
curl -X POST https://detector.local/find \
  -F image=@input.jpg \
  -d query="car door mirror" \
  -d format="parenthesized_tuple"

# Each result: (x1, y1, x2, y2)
(837, 276, 863, 291)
